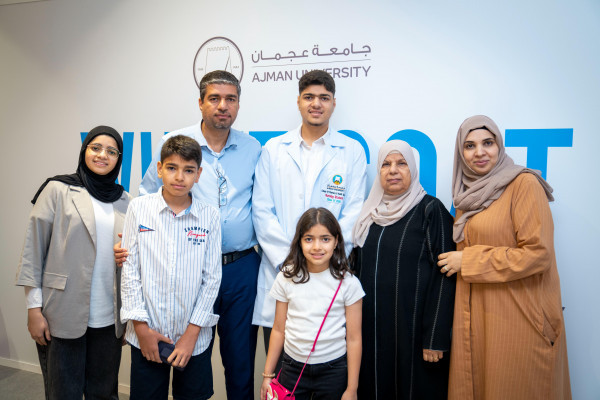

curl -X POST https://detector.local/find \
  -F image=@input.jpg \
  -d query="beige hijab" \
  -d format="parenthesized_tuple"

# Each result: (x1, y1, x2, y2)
(452, 115, 554, 243)
(353, 140, 426, 247)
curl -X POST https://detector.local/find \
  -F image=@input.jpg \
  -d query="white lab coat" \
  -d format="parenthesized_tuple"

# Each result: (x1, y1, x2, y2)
(251, 125, 367, 327)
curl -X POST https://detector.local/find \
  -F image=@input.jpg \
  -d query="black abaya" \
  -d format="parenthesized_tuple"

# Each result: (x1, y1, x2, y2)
(355, 195, 456, 400)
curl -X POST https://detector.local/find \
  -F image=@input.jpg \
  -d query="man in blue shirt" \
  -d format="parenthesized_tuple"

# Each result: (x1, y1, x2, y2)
(119, 70, 262, 399)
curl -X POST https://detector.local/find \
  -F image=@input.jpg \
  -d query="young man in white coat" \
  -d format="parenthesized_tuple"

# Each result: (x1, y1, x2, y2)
(252, 70, 367, 350)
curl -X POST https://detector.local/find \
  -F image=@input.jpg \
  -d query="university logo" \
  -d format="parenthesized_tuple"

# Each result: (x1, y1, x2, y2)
(193, 36, 244, 86)
(332, 175, 343, 185)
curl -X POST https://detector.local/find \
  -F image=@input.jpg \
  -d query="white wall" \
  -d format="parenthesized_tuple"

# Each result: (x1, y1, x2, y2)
(1, 0, 599, 398)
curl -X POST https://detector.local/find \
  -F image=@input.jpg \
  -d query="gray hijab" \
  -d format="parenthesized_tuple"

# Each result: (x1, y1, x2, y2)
(353, 140, 426, 247)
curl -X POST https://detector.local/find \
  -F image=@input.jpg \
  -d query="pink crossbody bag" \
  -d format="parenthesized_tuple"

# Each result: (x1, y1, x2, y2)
(266, 278, 344, 400)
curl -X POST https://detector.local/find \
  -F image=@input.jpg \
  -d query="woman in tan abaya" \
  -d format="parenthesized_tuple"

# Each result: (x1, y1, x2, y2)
(437, 115, 571, 400)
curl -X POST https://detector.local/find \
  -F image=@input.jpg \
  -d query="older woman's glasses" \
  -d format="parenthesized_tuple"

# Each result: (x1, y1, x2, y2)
(216, 168, 227, 208)
(87, 144, 121, 159)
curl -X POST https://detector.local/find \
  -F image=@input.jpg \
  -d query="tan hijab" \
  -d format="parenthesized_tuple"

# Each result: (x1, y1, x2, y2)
(353, 140, 426, 247)
(452, 115, 553, 243)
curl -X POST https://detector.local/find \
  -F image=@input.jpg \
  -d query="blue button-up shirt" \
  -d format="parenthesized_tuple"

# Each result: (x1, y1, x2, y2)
(139, 122, 262, 253)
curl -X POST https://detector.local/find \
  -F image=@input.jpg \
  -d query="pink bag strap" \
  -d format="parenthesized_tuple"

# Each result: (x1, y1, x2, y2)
(277, 276, 344, 395)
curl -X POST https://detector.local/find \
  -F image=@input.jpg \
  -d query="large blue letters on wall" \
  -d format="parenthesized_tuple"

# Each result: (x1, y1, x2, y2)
(505, 129, 573, 180)
(81, 128, 573, 193)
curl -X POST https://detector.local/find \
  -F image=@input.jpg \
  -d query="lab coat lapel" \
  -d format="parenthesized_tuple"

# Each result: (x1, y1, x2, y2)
(321, 142, 337, 171)
(284, 132, 303, 172)
(313, 130, 346, 195)
(316, 128, 343, 181)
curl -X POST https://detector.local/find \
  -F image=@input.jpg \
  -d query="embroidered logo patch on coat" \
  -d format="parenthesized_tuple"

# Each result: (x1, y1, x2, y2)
(322, 173, 346, 204)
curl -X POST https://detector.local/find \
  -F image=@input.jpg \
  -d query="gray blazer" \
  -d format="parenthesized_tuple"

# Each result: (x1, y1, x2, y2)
(16, 181, 130, 339)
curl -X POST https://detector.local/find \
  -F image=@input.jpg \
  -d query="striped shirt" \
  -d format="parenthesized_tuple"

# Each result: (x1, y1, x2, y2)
(138, 123, 262, 253)
(120, 188, 222, 356)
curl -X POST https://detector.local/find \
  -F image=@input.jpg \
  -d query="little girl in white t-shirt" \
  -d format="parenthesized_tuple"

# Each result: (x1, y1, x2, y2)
(260, 207, 365, 400)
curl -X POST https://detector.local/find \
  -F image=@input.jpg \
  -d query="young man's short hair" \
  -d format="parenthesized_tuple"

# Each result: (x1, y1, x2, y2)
(161, 135, 202, 167)
(298, 70, 336, 96)
(199, 70, 241, 101)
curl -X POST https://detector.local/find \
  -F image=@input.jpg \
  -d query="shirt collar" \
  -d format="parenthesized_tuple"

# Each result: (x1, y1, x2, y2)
(157, 187, 200, 217)
(295, 126, 331, 148)
(199, 120, 238, 152)
(157, 187, 170, 212)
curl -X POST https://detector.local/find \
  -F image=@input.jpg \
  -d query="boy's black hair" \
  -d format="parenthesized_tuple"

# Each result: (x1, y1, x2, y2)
(298, 70, 335, 96)
(160, 135, 202, 167)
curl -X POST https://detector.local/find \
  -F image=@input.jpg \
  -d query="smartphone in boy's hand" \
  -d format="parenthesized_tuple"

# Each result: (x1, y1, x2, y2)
(158, 341, 185, 371)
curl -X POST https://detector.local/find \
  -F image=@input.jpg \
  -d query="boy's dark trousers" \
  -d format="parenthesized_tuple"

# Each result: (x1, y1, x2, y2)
(129, 345, 213, 400)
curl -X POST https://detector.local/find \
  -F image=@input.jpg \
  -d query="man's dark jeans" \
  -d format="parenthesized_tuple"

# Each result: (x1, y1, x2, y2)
(130, 345, 213, 400)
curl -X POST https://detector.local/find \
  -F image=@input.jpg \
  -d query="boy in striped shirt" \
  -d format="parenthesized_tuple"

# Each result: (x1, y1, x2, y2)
(121, 135, 222, 400)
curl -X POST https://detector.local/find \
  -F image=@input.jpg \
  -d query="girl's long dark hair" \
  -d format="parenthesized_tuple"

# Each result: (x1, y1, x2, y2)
(282, 207, 352, 283)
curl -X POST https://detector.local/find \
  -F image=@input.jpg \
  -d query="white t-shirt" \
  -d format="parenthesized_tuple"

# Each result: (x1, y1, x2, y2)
(270, 269, 365, 364)
(88, 196, 115, 328)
